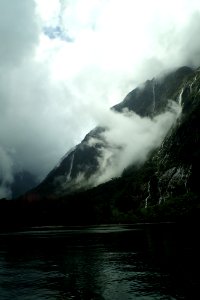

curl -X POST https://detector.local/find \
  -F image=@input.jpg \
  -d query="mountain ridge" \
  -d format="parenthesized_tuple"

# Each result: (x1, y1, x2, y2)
(34, 66, 193, 197)
(0, 65, 199, 227)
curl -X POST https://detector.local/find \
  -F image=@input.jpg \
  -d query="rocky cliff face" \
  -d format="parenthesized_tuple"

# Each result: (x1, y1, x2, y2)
(1, 66, 199, 226)
(146, 68, 200, 206)
(35, 66, 194, 198)
(113, 66, 193, 116)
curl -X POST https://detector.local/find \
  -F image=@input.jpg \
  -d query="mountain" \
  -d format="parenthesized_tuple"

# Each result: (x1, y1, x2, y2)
(0, 65, 199, 227)
(34, 66, 193, 197)
(0, 170, 38, 200)
(11, 171, 38, 199)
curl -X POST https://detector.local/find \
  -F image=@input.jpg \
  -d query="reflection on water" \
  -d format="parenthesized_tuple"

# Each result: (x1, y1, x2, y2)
(0, 224, 200, 299)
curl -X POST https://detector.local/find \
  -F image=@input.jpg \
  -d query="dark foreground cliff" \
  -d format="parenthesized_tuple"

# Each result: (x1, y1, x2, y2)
(0, 66, 199, 228)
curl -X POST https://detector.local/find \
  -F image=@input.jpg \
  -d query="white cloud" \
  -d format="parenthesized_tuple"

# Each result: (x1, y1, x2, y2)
(87, 101, 181, 185)
(0, 0, 39, 67)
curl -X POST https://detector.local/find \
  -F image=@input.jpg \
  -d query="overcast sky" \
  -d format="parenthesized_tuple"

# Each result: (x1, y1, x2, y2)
(1, 0, 200, 198)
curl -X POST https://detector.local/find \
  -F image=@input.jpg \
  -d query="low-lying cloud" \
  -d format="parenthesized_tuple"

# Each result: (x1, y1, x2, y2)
(0, 0, 200, 198)
(85, 100, 181, 186)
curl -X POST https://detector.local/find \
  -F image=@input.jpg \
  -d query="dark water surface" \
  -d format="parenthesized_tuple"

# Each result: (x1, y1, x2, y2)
(0, 223, 199, 300)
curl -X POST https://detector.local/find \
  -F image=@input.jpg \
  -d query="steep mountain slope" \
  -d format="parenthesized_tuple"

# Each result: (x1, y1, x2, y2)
(0, 65, 199, 228)
(67, 67, 200, 223)
(151, 71, 200, 204)
(35, 66, 193, 197)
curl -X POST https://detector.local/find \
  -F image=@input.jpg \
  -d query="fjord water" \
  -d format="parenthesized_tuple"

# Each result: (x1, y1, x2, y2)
(0, 224, 199, 300)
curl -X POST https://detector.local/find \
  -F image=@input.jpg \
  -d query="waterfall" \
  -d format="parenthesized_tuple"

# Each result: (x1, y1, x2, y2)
(189, 75, 197, 93)
(178, 88, 184, 106)
(145, 181, 151, 208)
(67, 153, 75, 180)
(152, 79, 156, 113)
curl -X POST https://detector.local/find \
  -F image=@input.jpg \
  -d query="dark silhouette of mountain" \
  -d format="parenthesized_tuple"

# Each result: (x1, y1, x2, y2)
(0, 66, 199, 228)
(11, 171, 38, 199)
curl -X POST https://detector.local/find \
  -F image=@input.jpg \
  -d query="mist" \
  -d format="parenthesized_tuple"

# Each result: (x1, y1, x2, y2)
(1, 0, 200, 198)
(75, 100, 181, 187)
